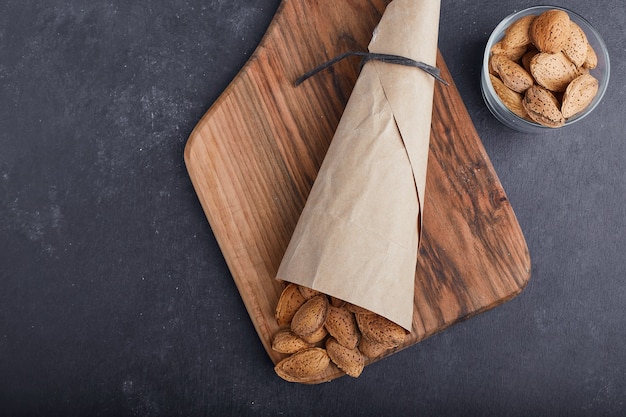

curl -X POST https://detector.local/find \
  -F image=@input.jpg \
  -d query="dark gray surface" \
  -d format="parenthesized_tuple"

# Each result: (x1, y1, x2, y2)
(1, 1, 625, 416)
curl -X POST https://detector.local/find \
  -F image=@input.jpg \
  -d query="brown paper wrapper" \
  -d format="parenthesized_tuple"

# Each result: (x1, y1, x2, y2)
(276, 0, 441, 331)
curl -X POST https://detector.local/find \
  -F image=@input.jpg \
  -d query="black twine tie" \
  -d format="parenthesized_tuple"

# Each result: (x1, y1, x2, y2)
(295, 51, 449, 86)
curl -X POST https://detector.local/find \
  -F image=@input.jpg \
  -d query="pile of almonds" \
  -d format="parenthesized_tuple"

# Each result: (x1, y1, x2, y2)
(489, 9, 599, 128)
(272, 283, 408, 383)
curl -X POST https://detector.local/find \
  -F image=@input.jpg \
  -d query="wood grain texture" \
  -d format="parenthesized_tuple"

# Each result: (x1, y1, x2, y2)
(184, 0, 531, 383)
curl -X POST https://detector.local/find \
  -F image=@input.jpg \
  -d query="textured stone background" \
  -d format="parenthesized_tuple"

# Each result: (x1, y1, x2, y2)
(1, 1, 625, 415)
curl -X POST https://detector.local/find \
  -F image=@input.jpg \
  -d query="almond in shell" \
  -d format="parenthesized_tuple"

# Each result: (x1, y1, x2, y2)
(502, 14, 535, 49)
(272, 329, 313, 354)
(561, 73, 599, 118)
(562, 21, 589, 67)
(530, 9, 570, 54)
(275, 283, 307, 327)
(290, 294, 329, 338)
(530, 51, 585, 92)
(358, 336, 393, 360)
(326, 337, 365, 378)
(491, 54, 534, 93)
(490, 40, 527, 62)
(274, 347, 330, 383)
(298, 285, 321, 300)
(355, 313, 407, 348)
(300, 323, 328, 344)
(489, 74, 529, 120)
(324, 305, 360, 349)
(521, 48, 539, 73)
(583, 43, 598, 69)
(522, 84, 565, 128)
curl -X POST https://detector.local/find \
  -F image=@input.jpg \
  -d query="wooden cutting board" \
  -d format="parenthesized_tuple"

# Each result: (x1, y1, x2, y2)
(184, 0, 530, 383)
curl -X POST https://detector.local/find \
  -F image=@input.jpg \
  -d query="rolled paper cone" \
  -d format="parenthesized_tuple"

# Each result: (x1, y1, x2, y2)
(276, 0, 441, 331)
